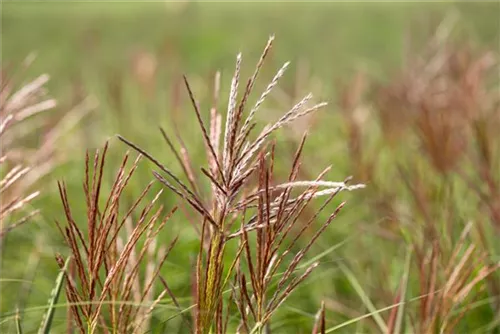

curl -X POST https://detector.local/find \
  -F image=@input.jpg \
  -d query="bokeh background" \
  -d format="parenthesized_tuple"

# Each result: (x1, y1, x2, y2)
(1, 1, 499, 333)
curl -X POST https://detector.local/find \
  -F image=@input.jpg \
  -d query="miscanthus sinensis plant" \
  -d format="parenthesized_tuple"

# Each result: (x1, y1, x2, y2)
(0, 56, 57, 238)
(118, 36, 364, 333)
(53, 36, 363, 334)
(1, 55, 90, 240)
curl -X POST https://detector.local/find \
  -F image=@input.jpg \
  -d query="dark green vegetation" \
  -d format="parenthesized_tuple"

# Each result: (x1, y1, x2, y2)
(1, 2, 499, 333)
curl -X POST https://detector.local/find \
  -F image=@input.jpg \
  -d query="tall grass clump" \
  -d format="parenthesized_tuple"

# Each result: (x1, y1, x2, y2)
(0, 55, 90, 239)
(54, 143, 178, 333)
(0, 55, 57, 238)
(335, 21, 500, 332)
(118, 35, 364, 333)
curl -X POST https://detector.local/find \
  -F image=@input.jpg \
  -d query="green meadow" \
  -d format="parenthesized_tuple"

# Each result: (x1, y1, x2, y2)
(1, 2, 499, 333)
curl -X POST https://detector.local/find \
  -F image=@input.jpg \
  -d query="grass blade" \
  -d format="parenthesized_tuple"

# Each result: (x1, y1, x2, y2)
(338, 262, 388, 333)
(15, 308, 23, 334)
(37, 256, 71, 334)
(394, 247, 412, 333)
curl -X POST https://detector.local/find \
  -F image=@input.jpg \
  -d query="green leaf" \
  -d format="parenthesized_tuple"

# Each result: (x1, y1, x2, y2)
(15, 308, 23, 334)
(37, 256, 71, 334)
(338, 262, 388, 333)
(394, 246, 412, 334)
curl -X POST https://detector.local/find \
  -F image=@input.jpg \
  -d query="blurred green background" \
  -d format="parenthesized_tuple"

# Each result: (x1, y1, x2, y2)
(1, 1, 499, 333)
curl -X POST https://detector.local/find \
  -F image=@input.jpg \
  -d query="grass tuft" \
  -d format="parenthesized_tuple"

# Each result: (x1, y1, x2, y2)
(119, 36, 363, 333)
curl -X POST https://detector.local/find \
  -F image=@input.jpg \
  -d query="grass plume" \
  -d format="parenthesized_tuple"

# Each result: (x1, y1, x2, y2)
(118, 36, 363, 333)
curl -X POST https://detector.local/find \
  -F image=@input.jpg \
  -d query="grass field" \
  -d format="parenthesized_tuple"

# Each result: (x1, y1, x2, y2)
(1, 2, 500, 333)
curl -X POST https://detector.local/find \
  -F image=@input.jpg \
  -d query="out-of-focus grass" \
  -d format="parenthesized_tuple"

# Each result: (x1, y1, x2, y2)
(1, 1, 499, 333)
